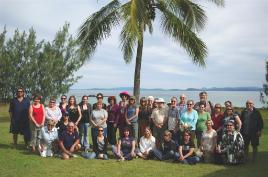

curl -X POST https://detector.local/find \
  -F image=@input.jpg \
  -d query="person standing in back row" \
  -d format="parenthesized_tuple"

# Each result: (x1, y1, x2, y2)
(240, 100, 263, 162)
(93, 93, 107, 110)
(9, 87, 31, 149)
(29, 94, 45, 152)
(194, 91, 213, 114)
(78, 95, 92, 151)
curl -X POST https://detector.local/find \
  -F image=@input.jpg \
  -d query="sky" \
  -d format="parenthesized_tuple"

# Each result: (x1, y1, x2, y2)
(0, 0, 267, 89)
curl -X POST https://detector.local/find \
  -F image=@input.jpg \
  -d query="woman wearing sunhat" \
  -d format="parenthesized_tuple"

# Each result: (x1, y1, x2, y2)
(118, 91, 130, 138)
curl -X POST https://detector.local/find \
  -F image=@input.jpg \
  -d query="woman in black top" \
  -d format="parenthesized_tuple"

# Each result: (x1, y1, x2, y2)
(78, 95, 92, 151)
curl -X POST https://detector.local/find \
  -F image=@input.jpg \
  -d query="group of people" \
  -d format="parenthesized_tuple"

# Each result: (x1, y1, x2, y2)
(9, 87, 264, 165)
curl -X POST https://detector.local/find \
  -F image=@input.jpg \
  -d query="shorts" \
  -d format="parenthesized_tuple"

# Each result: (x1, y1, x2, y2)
(243, 134, 259, 146)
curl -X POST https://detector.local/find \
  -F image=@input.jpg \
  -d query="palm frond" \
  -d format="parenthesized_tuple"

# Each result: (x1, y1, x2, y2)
(206, 0, 225, 7)
(120, 18, 138, 64)
(77, 0, 121, 58)
(158, 4, 207, 66)
(121, 0, 147, 40)
(157, 0, 207, 32)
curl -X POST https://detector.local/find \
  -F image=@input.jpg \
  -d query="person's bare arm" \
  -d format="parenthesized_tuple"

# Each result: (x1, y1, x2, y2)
(183, 148, 194, 159)
(235, 115, 242, 131)
(29, 106, 38, 126)
(128, 107, 139, 122)
(75, 106, 82, 125)
(59, 141, 71, 155)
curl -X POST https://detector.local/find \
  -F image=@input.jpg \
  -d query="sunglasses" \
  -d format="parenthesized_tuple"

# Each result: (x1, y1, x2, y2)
(61, 97, 66, 100)
(50, 101, 56, 104)
(227, 124, 233, 126)
(17, 91, 23, 93)
(187, 104, 192, 106)
(98, 129, 104, 132)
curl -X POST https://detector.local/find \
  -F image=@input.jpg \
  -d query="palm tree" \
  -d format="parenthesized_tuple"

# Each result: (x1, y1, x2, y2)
(78, 0, 224, 100)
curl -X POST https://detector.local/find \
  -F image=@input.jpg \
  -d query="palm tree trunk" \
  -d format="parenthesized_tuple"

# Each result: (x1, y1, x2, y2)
(133, 32, 144, 101)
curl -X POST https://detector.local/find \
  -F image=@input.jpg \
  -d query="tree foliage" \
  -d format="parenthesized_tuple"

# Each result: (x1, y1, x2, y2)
(0, 23, 85, 101)
(78, 0, 224, 100)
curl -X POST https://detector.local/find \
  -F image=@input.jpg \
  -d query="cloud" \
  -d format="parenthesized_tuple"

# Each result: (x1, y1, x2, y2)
(0, 0, 267, 89)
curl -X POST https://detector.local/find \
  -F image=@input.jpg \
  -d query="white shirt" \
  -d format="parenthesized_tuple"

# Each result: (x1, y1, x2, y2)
(91, 109, 108, 128)
(139, 136, 156, 153)
(40, 126, 58, 147)
(151, 107, 168, 125)
(202, 129, 217, 152)
(45, 107, 62, 122)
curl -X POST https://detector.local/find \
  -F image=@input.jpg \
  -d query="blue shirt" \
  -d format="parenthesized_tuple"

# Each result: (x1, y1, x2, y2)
(126, 105, 138, 122)
(180, 110, 198, 130)
(59, 130, 79, 150)
(9, 97, 30, 121)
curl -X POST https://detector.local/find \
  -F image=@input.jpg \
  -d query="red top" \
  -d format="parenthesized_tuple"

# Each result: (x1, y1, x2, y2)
(32, 104, 44, 125)
(211, 112, 224, 130)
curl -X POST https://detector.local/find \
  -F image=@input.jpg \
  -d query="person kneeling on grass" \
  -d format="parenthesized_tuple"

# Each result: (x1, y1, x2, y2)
(112, 127, 136, 161)
(59, 122, 81, 160)
(39, 120, 58, 157)
(175, 130, 200, 165)
(82, 127, 109, 160)
(152, 130, 177, 161)
(136, 127, 155, 159)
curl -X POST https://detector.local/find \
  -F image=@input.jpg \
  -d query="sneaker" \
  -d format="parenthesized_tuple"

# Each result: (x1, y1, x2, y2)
(71, 154, 78, 158)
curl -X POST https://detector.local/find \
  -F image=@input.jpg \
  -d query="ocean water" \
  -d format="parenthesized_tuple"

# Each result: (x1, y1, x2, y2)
(65, 90, 264, 108)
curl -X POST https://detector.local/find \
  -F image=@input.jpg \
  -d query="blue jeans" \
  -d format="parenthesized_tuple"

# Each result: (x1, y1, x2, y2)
(129, 122, 138, 140)
(174, 152, 200, 164)
(79, 123, 90, 150)
(152, 149, 177, 161)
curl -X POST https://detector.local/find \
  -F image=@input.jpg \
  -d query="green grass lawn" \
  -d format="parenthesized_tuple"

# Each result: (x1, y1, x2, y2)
(1, 103, 268, 177)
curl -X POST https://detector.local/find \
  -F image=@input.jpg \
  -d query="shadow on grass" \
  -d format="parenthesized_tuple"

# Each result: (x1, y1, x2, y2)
(0, 117, 10, 123)
(202, 152, 268, 177)
(0, 143, 26, 151)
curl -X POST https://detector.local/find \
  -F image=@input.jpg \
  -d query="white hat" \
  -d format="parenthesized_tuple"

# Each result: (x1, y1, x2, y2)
(147, 96, 154, 101)
(155, 98, 165, 103)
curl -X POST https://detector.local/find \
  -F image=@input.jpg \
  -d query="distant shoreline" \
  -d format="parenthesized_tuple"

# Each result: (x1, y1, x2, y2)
(70, 87, 262, 92)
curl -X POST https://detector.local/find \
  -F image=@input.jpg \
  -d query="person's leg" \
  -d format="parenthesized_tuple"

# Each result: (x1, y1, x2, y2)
(103, 127, 107, 138)
(152, 148, 163, 160)
(186, 156, 200, 164)
(174, 152, 180, 161)
(111, 145, 122, 159)
(190, 130, 196, 143)
(62, 152, 70, 160)
(196, 131, 202, 147)
(124, 152, 133, 160)
(243, 134, 250, 162)
(103, 154, 109, 160)
(13, 134, 18, 147)
(111, 124, 117, 145)
(252, 145, 258, 162)
(74, 144, 81, 152)
(78, 123, 84, 148)
(132, 122, 138, 140)
(30, 125, 38, 152)
(91, 128, 98, 145)
(23, 121, 31, 147)
(162, 150, 175, 160)
(89, 152, 97, 159)
(107, 122, 112, 144)
(84, 123, 90, 150)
